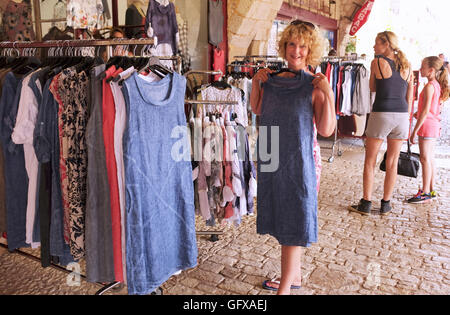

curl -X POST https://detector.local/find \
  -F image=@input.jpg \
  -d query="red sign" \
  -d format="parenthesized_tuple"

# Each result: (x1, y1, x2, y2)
(349, 0, 375, 36)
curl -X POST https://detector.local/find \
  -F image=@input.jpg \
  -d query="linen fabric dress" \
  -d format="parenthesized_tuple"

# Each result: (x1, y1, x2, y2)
(123, 72, 197, 295)
(256, 71, 318, 247)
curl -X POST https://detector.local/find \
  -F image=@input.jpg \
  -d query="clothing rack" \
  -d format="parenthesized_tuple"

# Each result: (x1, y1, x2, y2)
(0, 242, 144, 295)
(0, 38, 155, 49)
(231, 55, 282, 67)
(185, 70, 240, 241)
(151, 55, 182, 73)
(185, 70, 224, 78)
(184, 70, 225, 100)
(0, 38, 174, 296)
(184, 100, 238, 105)
(185, 97, 239, 242)
(227, 63, 261, 68)
(233, 55, 280, 60)
(322, 54, 363, 63)
(228, 56, 285, 78)
(320, 57, 367, 162)
(0, 39, 182, 74)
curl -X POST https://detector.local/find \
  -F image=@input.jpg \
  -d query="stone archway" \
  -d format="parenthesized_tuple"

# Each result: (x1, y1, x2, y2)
(227, 0, 284, 62)
(226, 0, 369, 61)
(337, 0, 368, 56)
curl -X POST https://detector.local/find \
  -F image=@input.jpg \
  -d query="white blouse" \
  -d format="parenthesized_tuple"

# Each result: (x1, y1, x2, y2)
(66, 0, 104, 31)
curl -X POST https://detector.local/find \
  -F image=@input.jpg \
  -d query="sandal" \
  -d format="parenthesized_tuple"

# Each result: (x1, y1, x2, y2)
(262, 278, 302, 291)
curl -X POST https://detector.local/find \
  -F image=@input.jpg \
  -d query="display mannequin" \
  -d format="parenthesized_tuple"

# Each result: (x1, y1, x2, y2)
(145, 0, 180, 61)
(125, 0, 149, 38)
(145, 0, 170, 38)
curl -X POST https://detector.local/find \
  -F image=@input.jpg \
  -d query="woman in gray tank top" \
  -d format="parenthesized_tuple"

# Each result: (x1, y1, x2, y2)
(349, 31, 414, 216)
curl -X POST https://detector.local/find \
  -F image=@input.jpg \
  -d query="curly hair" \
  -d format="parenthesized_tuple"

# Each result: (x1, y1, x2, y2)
(278, 22, 326, 67)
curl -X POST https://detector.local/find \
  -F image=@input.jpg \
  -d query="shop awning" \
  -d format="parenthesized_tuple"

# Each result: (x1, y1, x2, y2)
(349, 0, 375, 36)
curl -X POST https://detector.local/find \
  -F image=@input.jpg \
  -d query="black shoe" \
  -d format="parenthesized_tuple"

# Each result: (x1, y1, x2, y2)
(348, 199, 371, 216)
(380, 199, 392, 216)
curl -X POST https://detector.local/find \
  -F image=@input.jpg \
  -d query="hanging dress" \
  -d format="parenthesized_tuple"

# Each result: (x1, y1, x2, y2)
(123, 72, 197, 295)
(256, 71, 318, 247)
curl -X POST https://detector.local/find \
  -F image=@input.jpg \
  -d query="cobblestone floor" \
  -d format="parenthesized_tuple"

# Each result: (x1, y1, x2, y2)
(1, 103, 449, 295)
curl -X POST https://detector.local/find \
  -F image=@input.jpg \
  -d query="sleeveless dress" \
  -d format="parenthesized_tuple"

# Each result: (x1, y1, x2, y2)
(256, 71, 318, 247)
(417, 80, 442, 138)
(123, 72, 198, 294)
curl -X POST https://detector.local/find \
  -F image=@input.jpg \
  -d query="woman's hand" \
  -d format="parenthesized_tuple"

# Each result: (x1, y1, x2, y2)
(250, 68, 273, 115)
(409, 130, 418, 144)
(252, 68, 274, 85)
(312, 72, 332, 94)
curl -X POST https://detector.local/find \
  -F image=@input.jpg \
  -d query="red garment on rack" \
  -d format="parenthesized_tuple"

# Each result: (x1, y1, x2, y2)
(213, 48, 226, 81)
(325, 62, 332, 83)
(102, 66, 124, 283)
(49, 73, 71, 244)
(336, 66, 344, 115)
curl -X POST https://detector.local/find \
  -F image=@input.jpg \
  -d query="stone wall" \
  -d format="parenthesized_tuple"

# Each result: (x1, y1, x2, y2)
(227, 0, 284, 62)
(336, 0, 367, 56)
(227, 0, 369, 61)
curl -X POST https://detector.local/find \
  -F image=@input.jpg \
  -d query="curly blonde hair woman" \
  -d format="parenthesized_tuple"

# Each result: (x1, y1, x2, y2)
(277, 20, 325, 68)
(349, 30, 414, 216)
(250, 20, 335, 295)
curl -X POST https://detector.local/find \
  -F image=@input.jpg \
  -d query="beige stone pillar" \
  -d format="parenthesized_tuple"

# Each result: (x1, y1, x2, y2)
(227, 0, 283, 62)
(337, 0, 366, 56)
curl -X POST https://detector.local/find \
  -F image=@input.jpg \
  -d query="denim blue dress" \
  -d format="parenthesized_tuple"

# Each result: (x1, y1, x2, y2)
(123, 72, 198, 295)
(256, 71, 318, 247)
(0, 73, 29, 251)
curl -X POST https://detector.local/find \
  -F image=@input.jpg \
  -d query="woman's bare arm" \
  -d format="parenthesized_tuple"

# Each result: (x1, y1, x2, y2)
(312, 73, 336, 137)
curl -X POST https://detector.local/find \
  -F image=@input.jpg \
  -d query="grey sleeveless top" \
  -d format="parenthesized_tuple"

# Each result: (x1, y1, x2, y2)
(208, 0, 224, 47)
(372, 55, 409, 113)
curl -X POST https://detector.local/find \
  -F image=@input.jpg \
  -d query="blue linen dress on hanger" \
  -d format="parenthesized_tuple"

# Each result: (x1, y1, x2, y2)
(256, 71, 318, 247)
(123, 72, 198, 295)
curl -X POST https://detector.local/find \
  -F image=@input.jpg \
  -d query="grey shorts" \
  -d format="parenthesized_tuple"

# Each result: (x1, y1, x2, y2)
(365, 112, 409, 140)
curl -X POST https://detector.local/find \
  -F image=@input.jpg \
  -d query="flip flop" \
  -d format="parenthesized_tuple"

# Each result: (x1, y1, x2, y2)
(262, 279, 302, 291)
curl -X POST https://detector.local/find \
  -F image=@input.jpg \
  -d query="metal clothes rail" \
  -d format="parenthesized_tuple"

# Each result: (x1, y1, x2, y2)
(0, 39, 182, 73)
(0, 38, 170, 296)
(320, 57, 367, 163)
(232, 55, 280, 60)
(0, 243, 137, 295)
(184, 100, 238, 105)
(184, 69, 240, 241)
(185, 99, 238, 242)
(0, 39, 157, 62)
(0, 38, 155, 48)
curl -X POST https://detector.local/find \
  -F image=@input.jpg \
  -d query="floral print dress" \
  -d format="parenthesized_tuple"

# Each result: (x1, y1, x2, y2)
(59, 69, 90, 260)
(1, 0, 35, 41)
(66, 0, 104, 31)
(50, 69, 89, 260)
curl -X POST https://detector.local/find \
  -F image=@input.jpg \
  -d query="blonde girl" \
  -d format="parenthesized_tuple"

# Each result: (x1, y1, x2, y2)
(408, 56, 449, 203)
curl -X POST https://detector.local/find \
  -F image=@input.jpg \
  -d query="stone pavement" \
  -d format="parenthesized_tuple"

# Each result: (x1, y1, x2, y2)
(0, 103, 449, 295)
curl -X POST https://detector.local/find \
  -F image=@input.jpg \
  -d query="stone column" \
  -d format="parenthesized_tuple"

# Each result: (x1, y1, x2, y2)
(337, 0, 366, 56)
(227, 0, 283, 62)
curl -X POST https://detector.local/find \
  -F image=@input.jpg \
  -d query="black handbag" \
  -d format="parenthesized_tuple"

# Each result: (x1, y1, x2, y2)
(380, 140, 420, 178)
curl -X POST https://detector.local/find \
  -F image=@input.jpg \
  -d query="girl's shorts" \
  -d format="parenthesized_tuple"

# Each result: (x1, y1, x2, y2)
(418, 120, 441, 139)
